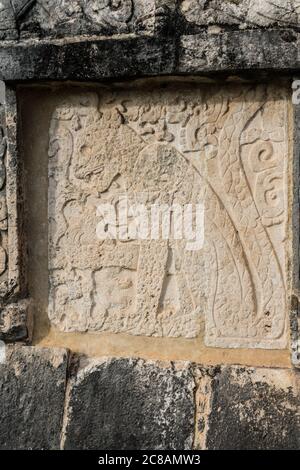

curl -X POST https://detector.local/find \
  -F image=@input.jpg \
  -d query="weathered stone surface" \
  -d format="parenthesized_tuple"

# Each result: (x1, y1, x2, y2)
(291, 100, 300, 367)
(0, 30, 298, 82)
(180, 0, 300, 29)
(0, 0, 16, 40)
(47, 83, 289, 349)
(0, 0, 297, 454)
(0, 1, 300, 80)
(206, 367, 300, 450)
(0, 36, 177, 81)
(0, 83, 27, 307)
(9, 0, 176, 39)
(62, 357, 195, 450)
(61, 360, 300, 450)
(12, 1, 36, 19)
(2, 1, 300, 42)
(179, 30, 299, 73)
(0, 346, 68, 449)
(0, 300, 32, 342)
(0, 0, 35, 40)
(0, 84, 8, 296)
(290, 296, 300, 367)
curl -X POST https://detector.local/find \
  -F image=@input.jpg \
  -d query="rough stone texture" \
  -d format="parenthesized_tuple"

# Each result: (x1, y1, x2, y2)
(0, 345, 68, 449)
(0, 32, 299, 82)
(1, 1, 300, 42)
(62, 357, 195, 450)
(0, 0, 176, 40)
(0, 1, 17, 40)
(0, 0, 297, 453)
(62, 359, 300, 450)
(180, 0, 300, 29)
(47, 83, 289, 349)
(0, 300, 32, 342)
(291, 100, 300, 367)
(0, 82, 29, 343)
(206, 366, 300, 450)
(178, 30, 299, 74)
(0, 82, 8, 297)
(0, 2, 300, 81)
(290, 296, 300, 367)
(0, 84, 26, 301)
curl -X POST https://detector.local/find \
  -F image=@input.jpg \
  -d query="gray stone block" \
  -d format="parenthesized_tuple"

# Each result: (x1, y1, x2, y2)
(63, 358, 195, 450)
(206, 367, 300, 450)
(16, 0, 176, 39)
(0, 30, 299, 81)
(0, 346, 68, 449)
(180, 0, 299, 29)
(179, 30, 299, 73)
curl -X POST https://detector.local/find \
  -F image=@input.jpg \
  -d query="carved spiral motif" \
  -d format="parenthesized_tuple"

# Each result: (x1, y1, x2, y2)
(249, 141, 284, 225)
(249, 141, 277, 173)
(83, 0, 133, 28)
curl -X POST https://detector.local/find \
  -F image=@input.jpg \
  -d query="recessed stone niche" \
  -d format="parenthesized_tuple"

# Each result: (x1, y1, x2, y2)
(20, 82, 291, 350)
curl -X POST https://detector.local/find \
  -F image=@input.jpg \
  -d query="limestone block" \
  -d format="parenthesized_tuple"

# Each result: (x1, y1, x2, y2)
(206, 366, 300, 449)
(178, 32, 299, 73)
(0, 346, 68, 449)
(62, 359, 300, 450)
(2, 1, 300, 42)
(48, 83, 290, 349)
(0, 300, 32, 342)
(180, 0, 299, 28)
(0, 0, 16, 39)
(62, 357, 195, 450)
(17, 0, 175, 38)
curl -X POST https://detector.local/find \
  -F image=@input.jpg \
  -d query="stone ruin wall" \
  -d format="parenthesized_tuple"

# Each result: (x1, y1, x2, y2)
(0, 0, 299, 450)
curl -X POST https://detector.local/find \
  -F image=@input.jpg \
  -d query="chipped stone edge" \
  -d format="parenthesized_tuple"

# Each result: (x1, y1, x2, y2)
(0, 81, 30, 343)
(0, 29, 298, 81)
(0, 299, 32, 342)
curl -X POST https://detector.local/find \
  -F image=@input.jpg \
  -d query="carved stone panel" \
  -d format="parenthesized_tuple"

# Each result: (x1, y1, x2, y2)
(48, 84, 289, 348)
(13, 0, 175, 39)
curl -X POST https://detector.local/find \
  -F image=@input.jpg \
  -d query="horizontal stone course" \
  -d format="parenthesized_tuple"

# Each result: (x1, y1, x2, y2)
(0, 30, 298, 81)
(62, 357, 300, 450)
(2, 1, 300, 42)
(0, 349, 298, 450)
(0, 1, 299, 80)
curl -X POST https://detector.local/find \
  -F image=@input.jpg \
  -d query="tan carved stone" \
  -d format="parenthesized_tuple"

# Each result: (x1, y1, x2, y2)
(48, 84, 289, 348)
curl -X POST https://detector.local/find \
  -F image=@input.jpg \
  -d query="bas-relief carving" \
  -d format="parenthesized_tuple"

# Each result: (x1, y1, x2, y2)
(2, 0, 300, 39)
(83, 1, 133, 29)
(48, 84, 289, 349)
(181, 0, 299, 28)
(17, 0, 171, 36)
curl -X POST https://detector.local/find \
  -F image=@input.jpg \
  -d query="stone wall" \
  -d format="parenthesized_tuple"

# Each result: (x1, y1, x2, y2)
(0, 0, 299, 450)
